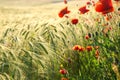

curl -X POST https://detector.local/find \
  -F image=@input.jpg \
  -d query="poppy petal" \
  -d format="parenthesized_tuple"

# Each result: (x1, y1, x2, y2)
(79, 6, 89, 14)
(95, 0, 114, 14)
(58, 7, 70, 18)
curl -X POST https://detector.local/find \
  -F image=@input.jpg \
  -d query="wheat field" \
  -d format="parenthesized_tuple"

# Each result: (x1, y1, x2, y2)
(0, 0, 120, 80)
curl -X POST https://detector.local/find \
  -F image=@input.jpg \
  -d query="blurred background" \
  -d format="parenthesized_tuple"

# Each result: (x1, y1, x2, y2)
(0, 0, 73, 6)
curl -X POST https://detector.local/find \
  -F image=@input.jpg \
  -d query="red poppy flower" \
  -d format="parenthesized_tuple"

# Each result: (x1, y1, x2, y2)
(95, 0, 114, 14)
(64, 0, 67, 4)
(79, 46, 85, 52)
(58, 7, 70, 18)
(79, 6, 89, 14)
(86, 46, 92, 51)
(85, 35, 90, 39)
(86, 1, 91, 5)
(59, 69, 67, 74)
(72, 45, 81, 50)
(72, 45, 85, 52)
(71, 18, 78, 25)
(61, 77, 68, 80)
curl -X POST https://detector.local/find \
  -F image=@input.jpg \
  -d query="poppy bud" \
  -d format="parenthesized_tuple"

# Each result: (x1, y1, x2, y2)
(86, 1, 91, 5)
(86, 46, 92, 51)
(59, 69, 67, 74)
(71, 18, 78, 25)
